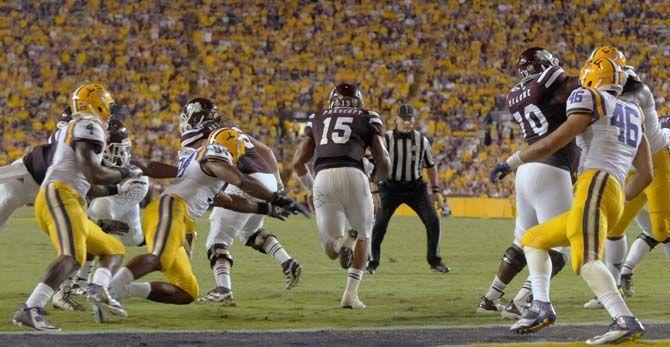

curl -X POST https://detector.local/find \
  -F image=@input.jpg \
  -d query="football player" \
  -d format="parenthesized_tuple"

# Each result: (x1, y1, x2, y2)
(479, 47, 578, 319)
(615, 118, 670, 296)
(52, 117, 150, 314)
(12, 83, 143, 331)
(580, 47, 670, 308)
(108, 115, 305, 316)
(201, 115, 302, 305)
(0, 107, 72, 231)
(492, 58, 651, 344)
(293, 83, 391, 308)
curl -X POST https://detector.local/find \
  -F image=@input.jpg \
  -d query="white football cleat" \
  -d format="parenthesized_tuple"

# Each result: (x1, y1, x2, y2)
(476, 296, 504, 314)
(12, 305, 60, 331)
(341, 292, 366, 309)
(586, 316, 644, 345)
(282, 259, 302, 290)
(501, 298, 528, 320)
(87, 284, 127, 323)
(198, 287, 236, 306)
(53, 288, 86, 312)
(584, 297, 604, 309)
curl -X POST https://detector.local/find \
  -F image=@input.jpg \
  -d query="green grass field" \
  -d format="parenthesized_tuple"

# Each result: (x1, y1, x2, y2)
(0, 207, 668, 332)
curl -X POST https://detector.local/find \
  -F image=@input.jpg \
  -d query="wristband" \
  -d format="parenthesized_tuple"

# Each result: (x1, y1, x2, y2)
(505, 151, 525, 169)
(116, 166, 130, 180)
(106, 185, 119, 196)
(257, 202, 270, 215)
(298, 174, 314, 193)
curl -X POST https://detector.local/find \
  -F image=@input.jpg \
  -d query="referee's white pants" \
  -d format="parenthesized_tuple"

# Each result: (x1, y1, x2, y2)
(513, 162, 573, 256)
(0, 159, 39, 231)
(206, 173, 277, 249)
(313, 167, 373, 250)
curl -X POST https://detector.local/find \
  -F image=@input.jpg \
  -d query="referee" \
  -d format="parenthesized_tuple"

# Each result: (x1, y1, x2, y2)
(368, 104, 449, 274)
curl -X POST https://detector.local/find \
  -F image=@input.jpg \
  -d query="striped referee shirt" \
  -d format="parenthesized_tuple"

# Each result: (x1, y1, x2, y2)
(385, 129, 436, 182)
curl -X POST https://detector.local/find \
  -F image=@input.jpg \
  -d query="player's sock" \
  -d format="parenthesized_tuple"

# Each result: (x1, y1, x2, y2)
(76, 260, 95, 285)
(484, 276, 506, 300)
(345, 268, 364, 294)
(110, 267, 134, 298)
(622, 237, 652, 275)
(664, 242, 670, 260)
(213, 263, 232, 290)
(91, 267, 112, 288)
(513, 280, 532, 303)
(263, 237, 291, 264)
(525, 247, 551, 302)
(127, 282, 151, 299)
(26, 282, 55, 308)
(581, 260, 632, 318)
(605, 237, 626, 285)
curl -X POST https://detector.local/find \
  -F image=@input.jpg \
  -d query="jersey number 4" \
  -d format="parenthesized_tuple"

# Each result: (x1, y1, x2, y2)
(512, 104, 549, 137)
(320, 117, 353, 145)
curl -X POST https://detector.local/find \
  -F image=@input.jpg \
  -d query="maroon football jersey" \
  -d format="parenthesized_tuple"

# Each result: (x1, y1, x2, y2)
(305, 108, 383, 174)
(221, 120, 274, 175)
(506, 66, 580, 171)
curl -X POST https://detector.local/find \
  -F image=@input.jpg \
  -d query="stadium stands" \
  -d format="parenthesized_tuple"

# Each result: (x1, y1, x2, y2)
(1, 1, 668, 197)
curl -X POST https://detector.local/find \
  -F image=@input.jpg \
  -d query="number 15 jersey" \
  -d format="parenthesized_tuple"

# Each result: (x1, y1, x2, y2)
(305, 107, 383, 175)
(566, 87, 644, 186)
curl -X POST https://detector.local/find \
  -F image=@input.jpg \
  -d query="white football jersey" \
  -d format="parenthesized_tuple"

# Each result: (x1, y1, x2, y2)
(42, 114, 107, 197)
(567, 87, 644, 186)
(98, 175, 149, 212)
(619, 69, 667, 153)
(163, 144, 233, 219)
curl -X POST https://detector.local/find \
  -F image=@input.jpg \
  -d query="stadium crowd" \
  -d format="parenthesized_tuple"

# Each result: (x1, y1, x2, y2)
(1, 1, 668, 198)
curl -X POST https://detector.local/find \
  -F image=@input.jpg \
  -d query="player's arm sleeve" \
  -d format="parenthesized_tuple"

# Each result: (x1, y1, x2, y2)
(202, 144, 233, 164)
(367, 111, 384, 136)
(72, 120, 106, 146)
(566, 87, 599, 123)
(422, 136, 436, 168)
(537, 66, 567, 92)
(304, 113, 315, 138)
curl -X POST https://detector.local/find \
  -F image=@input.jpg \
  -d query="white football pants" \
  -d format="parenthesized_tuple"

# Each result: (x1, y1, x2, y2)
(0, 159, 40, 231)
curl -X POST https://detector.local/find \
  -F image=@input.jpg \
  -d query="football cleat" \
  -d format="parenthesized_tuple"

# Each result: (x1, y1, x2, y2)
(52, 288, 86, 312)
(339, 229, 358, 269)
(198, 287, 236, 306)
(510, 300, 557, 334)
(430, 262, 450, 274)
(12, 304, 60, 331)
(584, 296, 604, 309)
(501, 298, 529, 320)
(476, 296, 504, 314)
(87, 284, 127, 323)
(282, 259, 302, 290)
(366, 263, 377, 274)
(620, 274, 634, 297)
(341, 292, 366, 309)
(70, 281, 87, 296)
(586, 316, 644, 345)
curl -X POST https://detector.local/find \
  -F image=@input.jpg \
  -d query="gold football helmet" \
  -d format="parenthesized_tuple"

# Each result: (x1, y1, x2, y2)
(208, 127, 246, 164)
(579, 58, 626, 95)
(71, 83, 116, 121)
(589, 46, 627, 67)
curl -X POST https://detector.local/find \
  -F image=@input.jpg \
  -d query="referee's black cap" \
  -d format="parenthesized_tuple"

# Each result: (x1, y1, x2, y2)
(396, 104, 414, 118)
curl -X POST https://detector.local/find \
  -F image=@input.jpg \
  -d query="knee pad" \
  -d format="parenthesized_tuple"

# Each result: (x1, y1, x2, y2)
(548, 249, 566, 277)
(207, 243, 233, 268)
(244, 229, 276, 254)
(501, 244, 526, 272)
(638, 233, 660, 249)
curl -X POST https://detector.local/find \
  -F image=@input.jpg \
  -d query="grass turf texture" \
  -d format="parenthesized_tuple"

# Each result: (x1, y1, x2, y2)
(0, 207, 668, 332)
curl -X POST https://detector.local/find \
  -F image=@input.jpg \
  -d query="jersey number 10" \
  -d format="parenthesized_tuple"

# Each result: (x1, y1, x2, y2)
(512, 104, 549, 138)
(320, 117, 354, 145)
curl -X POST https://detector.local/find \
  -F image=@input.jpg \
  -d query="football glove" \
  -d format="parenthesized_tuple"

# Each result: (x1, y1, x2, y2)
(98, 219, 130, 236)
(490, 162, 512, 184)
(258, 202, 291, 221)
(118, 164, 143, 180)
(117, 178, 148, 199)
(271, 192, 310, 218)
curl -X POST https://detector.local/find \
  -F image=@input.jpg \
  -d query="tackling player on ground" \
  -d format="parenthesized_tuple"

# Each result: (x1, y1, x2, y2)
(479, 47, 578, 319)
(12, 83, 143, 330)
(492, 58, 652, 344)
(293, 83, 391, 308)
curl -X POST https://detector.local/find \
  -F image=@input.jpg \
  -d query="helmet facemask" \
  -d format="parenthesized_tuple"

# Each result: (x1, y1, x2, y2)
(103, 138, 132, 167)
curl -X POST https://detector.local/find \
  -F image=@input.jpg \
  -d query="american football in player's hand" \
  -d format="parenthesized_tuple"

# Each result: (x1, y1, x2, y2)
(98, 219, 130, 235)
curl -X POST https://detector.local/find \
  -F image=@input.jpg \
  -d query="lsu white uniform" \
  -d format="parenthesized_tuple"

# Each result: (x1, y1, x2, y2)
(88, 175, 149, 246)
(142, 134, 237, 300)
(34, 115, 125, 266)
(522, 87, 644, 273)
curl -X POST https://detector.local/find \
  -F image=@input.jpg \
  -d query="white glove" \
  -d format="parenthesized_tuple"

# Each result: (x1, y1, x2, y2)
(117, 178, 149, 202)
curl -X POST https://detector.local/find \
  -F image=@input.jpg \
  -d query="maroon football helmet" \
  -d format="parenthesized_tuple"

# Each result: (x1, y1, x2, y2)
(179, 97, 219, 134)
(103, 117, 132, 167)
(180, 119, 222, 148)
(516, 47, 559, 79)
(328, 83, 364, 108)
